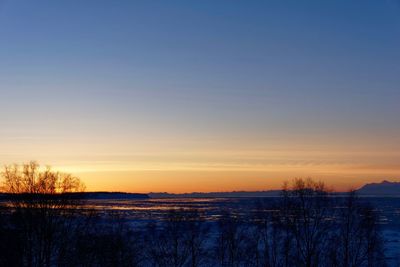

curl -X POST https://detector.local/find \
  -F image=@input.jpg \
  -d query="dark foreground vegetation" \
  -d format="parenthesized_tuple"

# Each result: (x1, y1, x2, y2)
(0, 162, 387, 267)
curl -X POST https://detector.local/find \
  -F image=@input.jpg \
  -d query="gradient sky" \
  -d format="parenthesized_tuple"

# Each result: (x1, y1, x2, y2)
(1, 0, 399, 193)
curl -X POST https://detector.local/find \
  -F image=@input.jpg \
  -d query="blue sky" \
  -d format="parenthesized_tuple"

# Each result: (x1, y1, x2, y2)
(0, 0, 399, 192)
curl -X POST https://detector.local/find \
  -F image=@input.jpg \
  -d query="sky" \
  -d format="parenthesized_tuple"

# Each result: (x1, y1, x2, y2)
(0, 0, 399, 193)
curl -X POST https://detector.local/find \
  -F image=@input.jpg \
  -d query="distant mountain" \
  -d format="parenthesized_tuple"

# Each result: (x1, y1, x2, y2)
(150, 180, 400, 198)
(356, 180, 400, 196)
(148, 190, 282, 198)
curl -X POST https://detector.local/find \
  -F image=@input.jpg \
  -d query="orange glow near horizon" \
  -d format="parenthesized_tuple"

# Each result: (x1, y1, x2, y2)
(1, 134, 400, 193)
(71, 170, 399, 194)
(69, 164, 400, 193)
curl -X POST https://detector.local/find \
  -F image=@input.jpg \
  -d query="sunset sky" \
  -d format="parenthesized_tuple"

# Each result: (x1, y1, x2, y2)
(1, 1, 399, 193)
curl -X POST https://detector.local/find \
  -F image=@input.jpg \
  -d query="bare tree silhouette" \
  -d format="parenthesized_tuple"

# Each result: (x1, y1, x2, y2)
(215, 211, 247, 267)
(278, 178, 334, 267)
(328, 191, 386, 267)
(0, 161, 85, 267)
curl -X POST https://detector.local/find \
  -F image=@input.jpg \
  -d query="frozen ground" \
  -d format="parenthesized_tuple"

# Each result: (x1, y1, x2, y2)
(83, 196, 400, 266)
